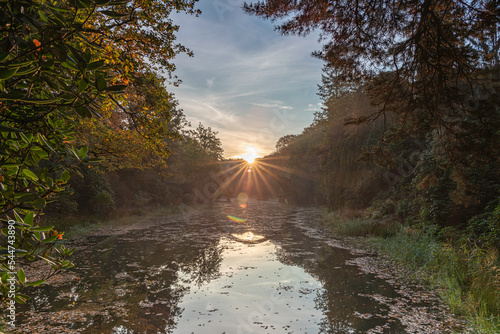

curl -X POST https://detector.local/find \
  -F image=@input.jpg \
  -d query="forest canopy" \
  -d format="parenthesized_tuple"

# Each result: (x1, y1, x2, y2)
(0, 0, 229, 308)
(247, 0, 499, 226)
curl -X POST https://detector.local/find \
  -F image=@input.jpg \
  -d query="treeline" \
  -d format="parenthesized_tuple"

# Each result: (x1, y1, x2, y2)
(271, 62, 500, 240)
(0, 0, 223, 317)
(248, 1, 500, 329)
(46, 115, 224, 221)
(251, 0, 500, 240)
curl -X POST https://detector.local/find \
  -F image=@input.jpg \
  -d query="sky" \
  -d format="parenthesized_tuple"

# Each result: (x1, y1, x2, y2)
(170, 0, 324, 158)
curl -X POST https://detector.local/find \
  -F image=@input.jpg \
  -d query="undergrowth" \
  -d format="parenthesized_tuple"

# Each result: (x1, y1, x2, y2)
(323, 211, 500, 333)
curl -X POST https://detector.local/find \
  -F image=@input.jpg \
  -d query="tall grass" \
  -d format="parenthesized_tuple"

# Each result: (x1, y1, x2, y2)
(322, 210, 396, 237)
(376, 230, 500, 333)
(324, 212, 500, 333)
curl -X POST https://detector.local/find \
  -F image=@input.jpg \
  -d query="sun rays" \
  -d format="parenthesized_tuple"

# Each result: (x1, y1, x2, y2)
(204, 147, 319, 204)
(234, 146, 260, 164)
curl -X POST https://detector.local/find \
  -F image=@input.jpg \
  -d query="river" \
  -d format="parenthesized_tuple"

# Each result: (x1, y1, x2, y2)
(18, 200, 464, 333)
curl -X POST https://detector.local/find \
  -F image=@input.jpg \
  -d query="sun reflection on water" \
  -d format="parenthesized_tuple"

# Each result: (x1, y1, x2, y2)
(230, 231, 266, 242)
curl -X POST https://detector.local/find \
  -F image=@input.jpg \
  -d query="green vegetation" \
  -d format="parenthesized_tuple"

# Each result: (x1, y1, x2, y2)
(0, 0, 215, 324)
(1, 0, 499, 330)
(322, 202, 500, 332)
(248, 0, 500, 330)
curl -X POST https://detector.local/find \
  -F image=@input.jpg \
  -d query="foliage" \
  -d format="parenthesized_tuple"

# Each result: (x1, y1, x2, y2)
(465, 200, 500, 248)
(245, 0, 500, 220)
(69, 165, 115, 217)
(374, 225, 500, 332)
(77, 71, 183, 171)
(0, 212, 75, 312)
(167, 122, 224, 186)
(265, 127, 325, 205)
(185, 123, 224, 161)
(0, 0, 199, 315)
(274, 134, 297, 155)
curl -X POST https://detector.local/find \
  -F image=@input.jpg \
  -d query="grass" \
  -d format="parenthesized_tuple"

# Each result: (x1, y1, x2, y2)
(321, 210, 397, 237)
(323, 211, 500, 333)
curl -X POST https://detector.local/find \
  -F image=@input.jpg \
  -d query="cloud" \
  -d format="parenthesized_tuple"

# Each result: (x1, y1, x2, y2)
(170, 2, 323, 157)
(206, 77, 215, 89)
(305, 102, 324, 112)
(250, 102, 294, 110)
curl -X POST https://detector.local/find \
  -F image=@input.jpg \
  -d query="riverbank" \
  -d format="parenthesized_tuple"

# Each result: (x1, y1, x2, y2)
(322, 211, 500, 334)
(45, 205, 183, 240)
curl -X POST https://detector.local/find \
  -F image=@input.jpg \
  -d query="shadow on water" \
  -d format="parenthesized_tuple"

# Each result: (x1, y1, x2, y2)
(18, 201, 442, 333)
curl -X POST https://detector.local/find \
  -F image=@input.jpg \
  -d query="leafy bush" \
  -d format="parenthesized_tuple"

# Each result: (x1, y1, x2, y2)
(465, 201, 500, 248)
(70, 166, 115, 217)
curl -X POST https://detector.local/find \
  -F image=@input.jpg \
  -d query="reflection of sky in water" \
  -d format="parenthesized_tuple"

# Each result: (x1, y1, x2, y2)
(230, 231, 265, 242)
(174, 237, 325, 334)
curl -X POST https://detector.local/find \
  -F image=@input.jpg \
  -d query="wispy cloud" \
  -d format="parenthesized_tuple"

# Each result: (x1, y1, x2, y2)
(170, 2, 323, 157)
(305, 102, 324, 112)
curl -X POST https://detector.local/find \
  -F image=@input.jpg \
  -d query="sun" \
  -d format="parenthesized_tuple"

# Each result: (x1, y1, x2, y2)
(239, 147, 260, 164)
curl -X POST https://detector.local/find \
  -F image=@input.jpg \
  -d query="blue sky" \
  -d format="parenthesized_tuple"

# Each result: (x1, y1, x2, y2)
(170, 0, 324, 158)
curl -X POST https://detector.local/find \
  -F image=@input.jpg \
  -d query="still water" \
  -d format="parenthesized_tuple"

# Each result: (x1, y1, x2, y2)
(19, 201, 458, 333)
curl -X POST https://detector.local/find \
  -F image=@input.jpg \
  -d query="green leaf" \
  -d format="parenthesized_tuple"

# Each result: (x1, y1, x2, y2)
(38, 256, 56, 266)
(18, 193, 38, 203)
(103, 0, 130, 5)
(15, 66, 37, 76)
(38, 134, 55, 153)
(75, 106, 92, 118)
(0, 52, 9, 63)
(13, 210, 23, 223)
(38, 9, 48, 22)
(0, 248, 27, 255)
(105, 85, 127, 92)
(95, 75, 106, 91)
(21, 169, 38, 181)
(24, 211, 34, 227)
(87, 60, 105, 70)
(77, 146, 88, 159)
(100, 10, 128, 18)
(17, 268, 26, 284)
(4, 61, 33, 68)
(0, 67, 18, 80)
(61, 170, 70, 182)
(32, 198, 46, 210)
(46, 5, 72, 13)
(25, 279, 46, 286)
(41, 235, 57, 243)
(78, 79, 88, 93)
(14, 294, 29, 304)
(77, 0, 91, 8)
(30, 226, 54, 232)
(21, 98, 59, 104)
(1, 273, 10, 284)
(85, 158, 104, 163)
(0, 124, 21, 132)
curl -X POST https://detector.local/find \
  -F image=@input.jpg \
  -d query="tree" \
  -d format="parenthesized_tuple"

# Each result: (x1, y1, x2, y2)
(76, 71, 182, 172)
(0, 0, 198, 317)
(244, 0, 499, 145)
(244, 0, 500, 217)
(274, 134, 297, 155)
(165, 122, 223, 192)
(186, 123, 224, 161)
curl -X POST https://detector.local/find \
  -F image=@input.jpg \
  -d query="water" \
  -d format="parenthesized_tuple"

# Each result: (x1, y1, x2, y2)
(17, 201, 459, 333)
